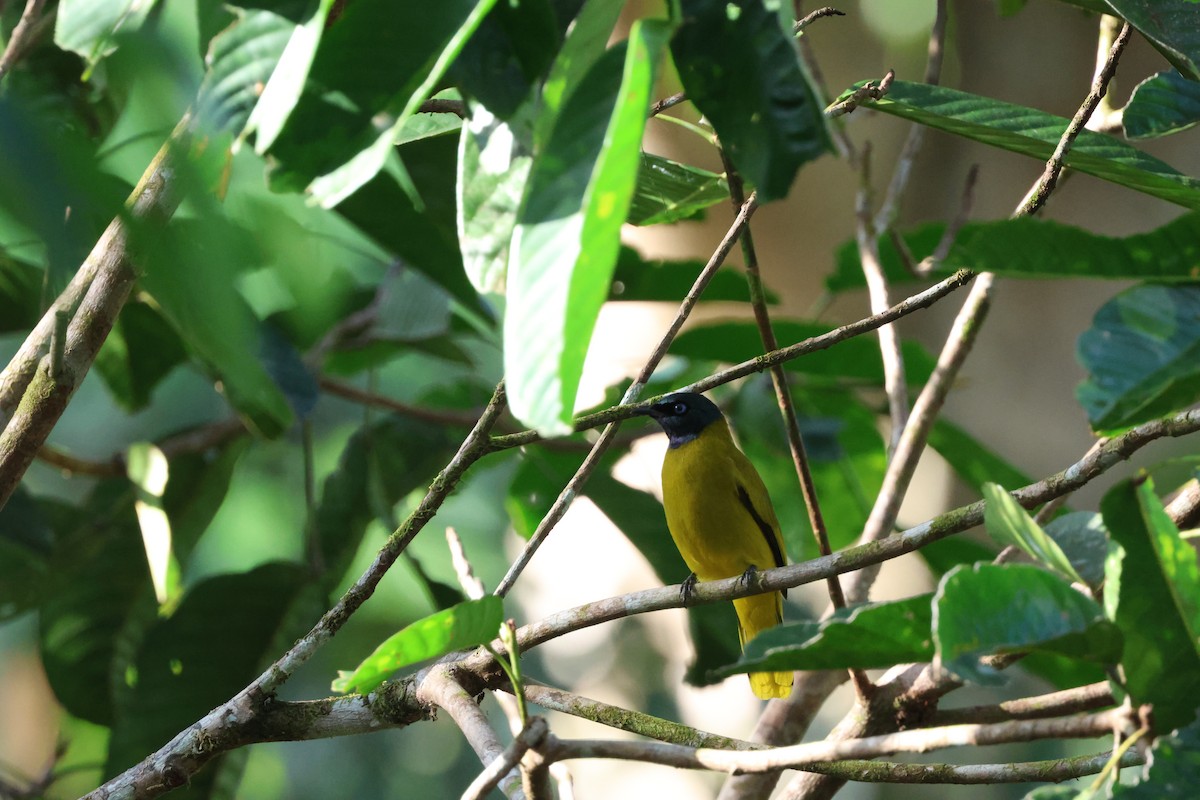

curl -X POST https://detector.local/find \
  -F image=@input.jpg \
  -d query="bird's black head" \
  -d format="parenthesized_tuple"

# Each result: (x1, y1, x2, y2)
(641, 392, 724, 447)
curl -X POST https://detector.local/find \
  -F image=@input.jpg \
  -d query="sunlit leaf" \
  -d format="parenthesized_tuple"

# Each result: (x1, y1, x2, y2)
(982, 483, 1084, 583)
(1105, 0, 1200, 82)
(332, 597, 503, 694)
(1124, 70, 1200, 139)
(627, 153, 729, 226)
(55, 0, 158, 76)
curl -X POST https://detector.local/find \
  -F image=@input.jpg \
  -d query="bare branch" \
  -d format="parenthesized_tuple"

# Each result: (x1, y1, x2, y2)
(461, 717, 549, 800)
(798, 749, 1142, 784)
(0, 0, 48, 81)
(825, 71, 894, 119)
(931, 682, 1114, 726)
(793, 7, 845, 34)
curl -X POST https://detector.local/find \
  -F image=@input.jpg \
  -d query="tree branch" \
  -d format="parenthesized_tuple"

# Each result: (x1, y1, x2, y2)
(798, 749, 1142, 784)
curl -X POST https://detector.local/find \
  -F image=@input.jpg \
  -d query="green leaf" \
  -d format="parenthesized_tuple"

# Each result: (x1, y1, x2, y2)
(855, 80, 1200, 209)
(707, 595, 933, 681)
(627, 154, 730, 226)
(137, 217, 294, 438)
(195, 10, 294, 135)
(1105, 0, 1200, 82)
(1043, 512, 1109, 589)
(1114, 717, 1200, 799)
(505, 20, 669, 434)
(0, 254, 42, 333)
(928, 418, 1035, 495)
(54, 0, 158, 76)
(671, 0, 831, 201)
(39, 481, 146, 725)
(1102, 476, 1200, 732)
(1076, 284, 1200, 433)
(934, 563, 1121, 685)
(308, 0, 499, 207)
(162, 438, 250, 560)
(106, 563, 316, 786)
(1124, 70, 1200, 139)
(315, 414, 458, 587)
(332, 597, 504, 694)
(670, 320, 937, 385)
(456, 102, 532, 295)
(982, 483, 1084, 583)
(94, 301, 189, 411)
(245, 0, 337, 152)
(609, 247, 767, 303)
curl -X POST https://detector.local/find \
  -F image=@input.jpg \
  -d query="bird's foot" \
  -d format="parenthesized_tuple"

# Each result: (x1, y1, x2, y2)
(738, 565, 760, 592)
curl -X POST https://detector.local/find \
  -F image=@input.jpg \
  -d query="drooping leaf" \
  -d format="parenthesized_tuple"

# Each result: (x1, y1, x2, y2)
(1076, 284, 1200, 434)
(707, 595, 933, 681)
(1124, 70, 1200, 139)
(504, 20, 669, 434)
(627, 154, 730, 227)
(1114, 717, 1200, 799)
(106, 563, 317, 786)
(934, 563, 1121, 685)
(855, 80, 1200, 209)
(671, 0, 831, 201)
(1104, 0, 1200, 82)
(982, 483, 1084, 583)
(195, 10, 294, 135)
(670, 320, 937, 385)
(1102, 476, 1200, 732)
(332, 597, 504, 694)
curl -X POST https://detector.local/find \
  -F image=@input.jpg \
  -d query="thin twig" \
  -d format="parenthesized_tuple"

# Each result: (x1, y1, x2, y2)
(448, 527, 487, 599)
(539, 708, 1132, 773)
(793, 7, 845, 34)
(930, 682, 1114, 726)
(0, 0, 48, 81)
(825, 71, 894, 119)
(798, 749, 1142, 784)
(650, 92, 687, 117)
(492, 193, 760, 597)
(718, 148, 868, 699)
(35, 417, 246, 478)
(487, 269, 974, 453)
(1014, 20, 1133, 217)
(461, 717, 549, 800)
(318, 376, 484, 426)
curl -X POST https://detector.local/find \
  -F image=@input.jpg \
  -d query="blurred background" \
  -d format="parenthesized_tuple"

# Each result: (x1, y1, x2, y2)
(2, 1, 1197, 798)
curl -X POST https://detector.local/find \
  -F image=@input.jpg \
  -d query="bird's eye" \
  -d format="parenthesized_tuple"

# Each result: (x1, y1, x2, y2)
(672, 402, 688, 415)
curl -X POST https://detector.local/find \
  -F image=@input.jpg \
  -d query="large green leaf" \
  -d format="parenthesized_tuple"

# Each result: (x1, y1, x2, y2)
(671, 0, 831, 200)
(934, 563, 1121, 685)
(1124, 70, 1200, 139)
(504, 20, 669, 434)
(0, 488, 54, 620)
(627, 154, 730, 226)
(855, 81, 1200, 209)
(706, 595, 933, 680)
(1102, 476, 1200, 732)
(1105, 0, 1200, 82)
(670, 320, 937, 385)
(106, 563, 317, 790)
(54, 0, 158, 76)
(1076, 285, 1200, 434)
(0, 255, 42, 333)
(1114, 717, 1200, 799)
(1043, 512, 1109, 589)
(332, 597, 504, 694)
(982, 483, 1084, 584)
(136, 217, 295, 438)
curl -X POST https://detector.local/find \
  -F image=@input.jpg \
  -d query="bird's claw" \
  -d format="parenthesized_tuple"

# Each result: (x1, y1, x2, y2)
(680, 573, 699, 605)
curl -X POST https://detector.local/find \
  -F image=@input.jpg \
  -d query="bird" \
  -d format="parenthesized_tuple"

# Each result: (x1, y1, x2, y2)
(638, 391, 793, 699)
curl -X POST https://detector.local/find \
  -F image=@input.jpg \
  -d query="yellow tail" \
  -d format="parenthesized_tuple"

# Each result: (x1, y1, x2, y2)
(734, 593, 793, 700)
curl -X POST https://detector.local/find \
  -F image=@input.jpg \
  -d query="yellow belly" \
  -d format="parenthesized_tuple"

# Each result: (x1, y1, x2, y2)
(660, 421, 792, 699)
